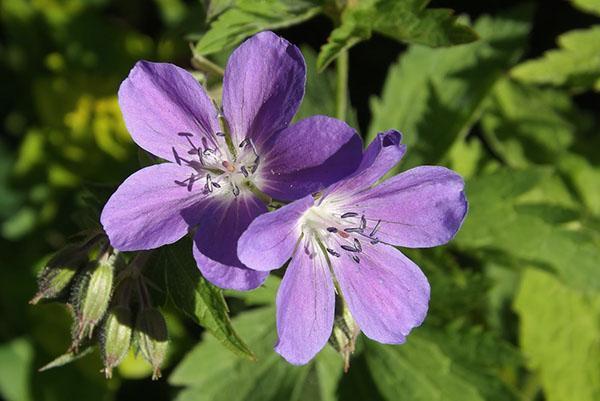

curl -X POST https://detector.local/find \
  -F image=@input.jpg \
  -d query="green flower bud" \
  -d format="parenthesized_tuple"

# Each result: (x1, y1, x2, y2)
(73, 253, 116, 342)
(101, 305, 133, 379)
(30, 244, 83, 304)
(135, 307, 168, 380)
(328, 296, 360, 372)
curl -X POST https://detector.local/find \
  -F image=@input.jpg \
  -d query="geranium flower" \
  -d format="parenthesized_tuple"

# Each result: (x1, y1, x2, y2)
(101, 32, 362, 290)
(238, 130, 468, 364)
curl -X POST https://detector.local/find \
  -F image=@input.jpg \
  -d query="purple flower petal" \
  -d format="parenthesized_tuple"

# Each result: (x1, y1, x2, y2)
(238, 195, 313, 271)
(193, 195, 269, 290)
(101, 163, 206, 251)
(275, 242, 335, 365)
(118, 61, 220, 162)
(327, 130, 406, 196)
(350, 166, 467, 248)
(222, 31, 305, 149)
(258, 116, 363, 201)
(332, 244, 430, 344)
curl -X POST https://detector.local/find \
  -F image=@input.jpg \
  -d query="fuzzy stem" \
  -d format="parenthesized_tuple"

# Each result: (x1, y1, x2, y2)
(335, 50, 349, 121)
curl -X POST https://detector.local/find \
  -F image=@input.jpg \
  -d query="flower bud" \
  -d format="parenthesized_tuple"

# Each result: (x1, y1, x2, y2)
(101, 305, 133, 379)
(135, 307, 168, 380)
(30, 244, 83, 304)
(73, 254, 116, 342)
(328, 297, 360, 372)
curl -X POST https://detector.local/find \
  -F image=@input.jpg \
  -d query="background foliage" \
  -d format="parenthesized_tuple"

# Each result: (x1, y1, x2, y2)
(1, 0, 599, 400)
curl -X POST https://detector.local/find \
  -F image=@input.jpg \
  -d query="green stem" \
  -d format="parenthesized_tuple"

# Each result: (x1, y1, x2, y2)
(335, 50, 349, 121)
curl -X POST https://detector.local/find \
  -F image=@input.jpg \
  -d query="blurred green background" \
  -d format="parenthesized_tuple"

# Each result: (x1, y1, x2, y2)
(1, 0, 599, 400)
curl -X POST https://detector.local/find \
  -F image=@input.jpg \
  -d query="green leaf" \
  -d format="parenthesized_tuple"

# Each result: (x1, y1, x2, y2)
(559, 153, 600, 215)
(294, 46, 358, 127)
(514, 268, 600, 401)
(570, 0, 600, 16)
(169, 307, 343, 401)
(316, 0, 478, 70)
(511, 26, 600, 92)
(368, 8, 531, 168)
(0, 338, 33, 401)
(365, 327, 519, 401)
(194, 0, 321, 56)
(455, 168, 600, 293)
(480, 78, 586, 167)
(38, 347, 94, 372)
(164, 238, 255, 360)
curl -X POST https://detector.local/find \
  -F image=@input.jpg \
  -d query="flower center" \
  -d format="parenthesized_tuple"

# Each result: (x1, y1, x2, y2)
(171, 131, 260, 198)
(301, 201, 382, 264)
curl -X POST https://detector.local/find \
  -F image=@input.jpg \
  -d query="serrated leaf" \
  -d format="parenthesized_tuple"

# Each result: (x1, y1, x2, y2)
(368, 8, 531, 168)
(514, 268, 600, 401)
(169, 307, 343, 401)
(316, 0, 478, 70)
(511, 26, 600, 92)
(481, 78, 586, 167)
(194, 0, 321, 56)
(571, 0, 600, 16)
(164, 238, 255, 360)
(455, 168, 600, 293)
(365, 328, 519, 401)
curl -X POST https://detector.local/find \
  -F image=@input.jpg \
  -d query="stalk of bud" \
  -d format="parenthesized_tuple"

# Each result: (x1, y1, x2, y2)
(72, 251, 118, 344)
(101, 305, 133, 379)
(328, 295, 360, 372)
(30, 244, 83, 304)
(135, 307, 168, 380)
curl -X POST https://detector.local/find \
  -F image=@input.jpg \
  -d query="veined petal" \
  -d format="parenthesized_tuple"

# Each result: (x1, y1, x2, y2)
(238, 195, 313, 271)
(275, 242, 335, 365)
(351, 166, 467, 248)
(222, 31, 305, 149)
(259, 116, 363, 201)
(326, 130, 406, 196)
(193, 194, 269, 290)
(118, 61, 220, 162)
(332, 244, 430, 344)
(101, 163, 206, 251)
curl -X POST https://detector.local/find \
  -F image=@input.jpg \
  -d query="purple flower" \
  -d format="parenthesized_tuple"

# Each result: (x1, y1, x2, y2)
(238, 130, 468, 364)
(100, 32, 362, 290)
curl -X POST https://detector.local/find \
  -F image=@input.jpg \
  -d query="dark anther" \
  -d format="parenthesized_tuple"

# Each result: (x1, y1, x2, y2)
(232, 184, 240, 197)
(212, 181, 221, 188)
(326, 227, 338, 233)
(360, 215, 366, 230)
(369, 220, 381, 237)
(370, 238, 380, 245)
(201, 137, 209, 150)
(204, 174, 213, 193)
(203, 148, 215, 156)
(239, 138, 249, 148)
(216, 131, 226, 137)
(344, 227, 363, 234)
(177, 132, 194, 137)
(352, 255, 360, 264)
(172, 147, 183, 165)
(326, 248, 340, 257)
(174, 180, 187, 187)
(353, 238, 362, 252)
(341, 245, 359, 253)
(188, 148, 199, 155)
(187, 175, 195, 192)
(341, 212, 359, 219)
(240, 166, 249, 177)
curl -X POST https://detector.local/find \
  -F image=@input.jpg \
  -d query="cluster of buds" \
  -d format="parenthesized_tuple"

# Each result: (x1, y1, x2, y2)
(31, 234, 169, 380)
